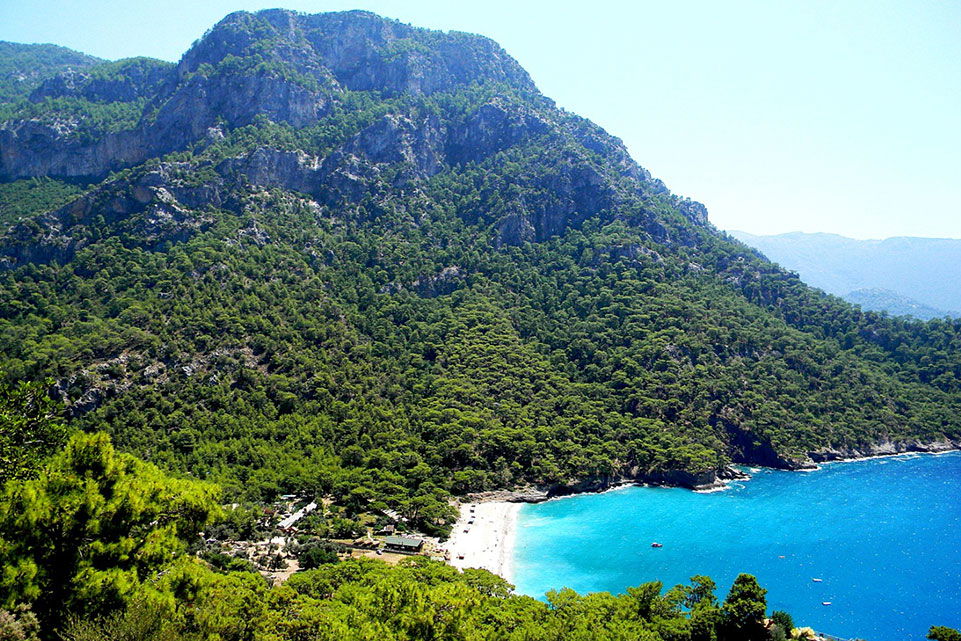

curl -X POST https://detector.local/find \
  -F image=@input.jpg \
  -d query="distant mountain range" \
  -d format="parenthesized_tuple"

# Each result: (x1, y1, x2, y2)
(730, 231, 961, 320)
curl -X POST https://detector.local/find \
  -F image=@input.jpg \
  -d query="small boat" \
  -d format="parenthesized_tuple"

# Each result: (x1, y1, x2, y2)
(651, 542, 663, 548)
(822, 602, 832, 606)
(812, 578, 823, 582)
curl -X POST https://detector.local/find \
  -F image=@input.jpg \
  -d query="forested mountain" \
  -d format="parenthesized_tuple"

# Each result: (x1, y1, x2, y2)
(5, 9, 961, 640)
(0, 41, 102, 102)
(2, 8, 961, 531)
(731, 231, 961, 319)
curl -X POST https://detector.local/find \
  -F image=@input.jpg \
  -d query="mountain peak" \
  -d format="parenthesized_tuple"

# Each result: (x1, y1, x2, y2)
(180, 8, 537, 97)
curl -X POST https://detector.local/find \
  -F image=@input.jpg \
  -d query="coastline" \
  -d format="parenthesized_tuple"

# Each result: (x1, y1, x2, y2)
(458, 443, 961, 508)
(438, 448, 961, 587)
(804, 437, 961, 466)
(508, 449, 961, 641)
(810, 445, 961, 467)
(444, 501, 521, 581)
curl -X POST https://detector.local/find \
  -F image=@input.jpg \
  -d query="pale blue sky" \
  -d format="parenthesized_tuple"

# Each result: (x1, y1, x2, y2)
(2, 0, 959, 239)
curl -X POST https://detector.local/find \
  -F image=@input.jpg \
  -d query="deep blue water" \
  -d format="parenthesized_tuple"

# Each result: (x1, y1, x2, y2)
(513, 452, 961, 641)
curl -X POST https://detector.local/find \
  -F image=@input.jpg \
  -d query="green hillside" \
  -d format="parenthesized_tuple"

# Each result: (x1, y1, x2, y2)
(1, 10, 960, 531)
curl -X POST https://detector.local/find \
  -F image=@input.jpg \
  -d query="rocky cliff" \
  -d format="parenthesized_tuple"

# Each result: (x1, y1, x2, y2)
(1, 9, 707, 261)
(0, 10, 542, 182)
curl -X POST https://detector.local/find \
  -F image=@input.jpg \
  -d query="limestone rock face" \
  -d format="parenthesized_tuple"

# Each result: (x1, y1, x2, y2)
(0, 121, 147, 179)
(0, 10, 540, 182)
(1, 7, 710, 267)
(214, 112, 445, 207)
(0, 69, 335, 180)
(674, 197, 709, 226)
(447, 98, 550, 164)
(493, 156, 624, 247)
(218, 148, 322, 196)
(287, 10, 536, 96)
(0, 162, 220, 268)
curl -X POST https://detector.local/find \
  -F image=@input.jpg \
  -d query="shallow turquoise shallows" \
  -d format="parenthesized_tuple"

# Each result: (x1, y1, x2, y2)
(513, 452, 961, 641)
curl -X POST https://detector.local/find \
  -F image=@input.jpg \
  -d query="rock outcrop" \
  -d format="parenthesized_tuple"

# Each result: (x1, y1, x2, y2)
(0, 162, 221, 268)
(809, 438, 961, 463)
(29, 57, 173, 103)
(0, 9, 539, 182)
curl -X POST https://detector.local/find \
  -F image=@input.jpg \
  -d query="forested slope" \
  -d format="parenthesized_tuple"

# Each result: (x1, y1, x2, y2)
(1, 9, 961, 534)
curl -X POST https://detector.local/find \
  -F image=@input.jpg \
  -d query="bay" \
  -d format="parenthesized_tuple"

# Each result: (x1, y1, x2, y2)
(513, 451, 961, 640)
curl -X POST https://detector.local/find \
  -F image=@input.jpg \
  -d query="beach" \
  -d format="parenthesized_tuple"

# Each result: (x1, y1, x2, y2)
(445, 501, 521, 580)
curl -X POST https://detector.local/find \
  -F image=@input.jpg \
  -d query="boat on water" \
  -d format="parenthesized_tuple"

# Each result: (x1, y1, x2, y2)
(822, 602, 832, 606)
(812, 578, 823, 582)
(651, 542, 663, 548)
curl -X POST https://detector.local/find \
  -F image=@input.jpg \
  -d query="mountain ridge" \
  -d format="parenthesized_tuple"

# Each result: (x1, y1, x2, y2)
(731, 230, 961, 318)
(0, 41, 103, 102)
(0, 9, 550, 181)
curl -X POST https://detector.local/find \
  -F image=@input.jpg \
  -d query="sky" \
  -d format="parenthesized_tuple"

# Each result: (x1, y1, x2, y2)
(1, 0, 959, 239)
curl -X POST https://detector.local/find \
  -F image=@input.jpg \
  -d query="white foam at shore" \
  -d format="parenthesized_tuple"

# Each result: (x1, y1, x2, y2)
(444, 501, 521, 581)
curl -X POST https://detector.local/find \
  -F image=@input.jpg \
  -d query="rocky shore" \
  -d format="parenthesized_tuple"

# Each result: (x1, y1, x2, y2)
(464, 465, 751, 505)
(806, 437, 961, 464)
(463, 438, 961, 506)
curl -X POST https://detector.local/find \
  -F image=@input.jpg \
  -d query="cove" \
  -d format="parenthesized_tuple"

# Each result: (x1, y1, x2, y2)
(513, 451, 961, 641)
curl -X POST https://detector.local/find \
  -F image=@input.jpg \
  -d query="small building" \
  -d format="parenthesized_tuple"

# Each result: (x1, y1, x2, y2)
(384, 535, 424, 554)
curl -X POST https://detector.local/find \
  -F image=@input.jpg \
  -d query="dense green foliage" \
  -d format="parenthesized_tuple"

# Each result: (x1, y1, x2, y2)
(0, 178, 87, 225)
(3, 139, 961, 528)
(929, 627, 961, 641)
(720, 574, 768, 641)
(0, 432, 220, 630)
(1, 11, 957, 638)
(0, 378, 68, 483)
(0, 416, 783, 641)
(770, 611, 795, 640)
(0, 96, 148, 141)
(0, 54, 172, 142)
(51, 556, 771, 641)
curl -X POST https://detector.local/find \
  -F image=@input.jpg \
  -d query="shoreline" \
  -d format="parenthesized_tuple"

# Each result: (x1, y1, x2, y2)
(809, 445, 961, 468)
(462, 444, 961, 508)
(444, 501, 521, 581)
(438, 446, 961, 579)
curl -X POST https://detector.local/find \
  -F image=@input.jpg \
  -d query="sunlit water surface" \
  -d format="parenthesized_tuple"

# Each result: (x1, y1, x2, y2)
(514, 452, 961, 640)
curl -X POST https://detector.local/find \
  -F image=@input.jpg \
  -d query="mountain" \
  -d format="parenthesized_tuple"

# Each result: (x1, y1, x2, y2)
(0, 41, 103, 102)
(2, 9, 961, 534)
(845, 288, 952, 321)
(730, 231, 961, 318)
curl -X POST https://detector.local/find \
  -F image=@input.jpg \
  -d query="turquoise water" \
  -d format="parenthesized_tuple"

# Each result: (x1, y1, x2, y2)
(513, 452, 961, 641)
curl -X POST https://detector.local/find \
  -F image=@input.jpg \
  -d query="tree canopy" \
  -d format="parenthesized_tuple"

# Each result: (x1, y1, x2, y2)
(0, 432, 220, 629)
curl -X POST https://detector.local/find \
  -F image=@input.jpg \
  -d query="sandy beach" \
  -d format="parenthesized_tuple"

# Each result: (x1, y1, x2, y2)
(444, 501, 521, 580)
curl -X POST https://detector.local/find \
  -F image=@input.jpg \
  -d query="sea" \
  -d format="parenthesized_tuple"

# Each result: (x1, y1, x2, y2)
(513, 451, 961, 641)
